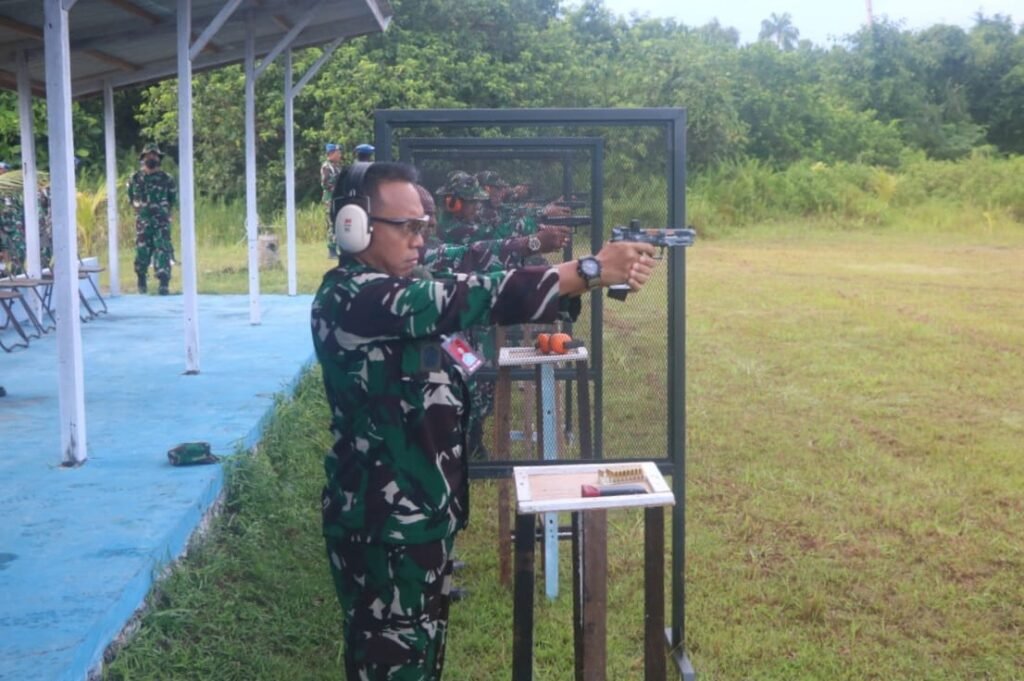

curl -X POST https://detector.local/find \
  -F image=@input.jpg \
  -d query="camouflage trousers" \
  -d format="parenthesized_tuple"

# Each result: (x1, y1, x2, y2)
(326, 534, 456, 681)
(134, 215, 174, 279)
(325, 208, 334, 250)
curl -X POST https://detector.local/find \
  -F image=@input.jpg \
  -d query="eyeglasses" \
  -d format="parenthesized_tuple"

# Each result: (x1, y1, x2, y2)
(369, 215, 431, 237)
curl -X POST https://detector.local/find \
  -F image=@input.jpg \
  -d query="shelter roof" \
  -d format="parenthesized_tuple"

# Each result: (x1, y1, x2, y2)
(0, 0, 392, 98)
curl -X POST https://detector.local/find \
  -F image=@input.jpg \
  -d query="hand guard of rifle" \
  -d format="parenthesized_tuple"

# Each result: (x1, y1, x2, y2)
(607, 219, 697, 301)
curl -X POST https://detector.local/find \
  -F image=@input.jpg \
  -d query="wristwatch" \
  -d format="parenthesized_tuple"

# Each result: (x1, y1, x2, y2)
(527, 235, 542, 253)
(576, 256, 602, 289)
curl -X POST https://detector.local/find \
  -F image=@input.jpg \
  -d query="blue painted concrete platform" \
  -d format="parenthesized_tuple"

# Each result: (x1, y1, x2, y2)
(0, 294, 314, 681)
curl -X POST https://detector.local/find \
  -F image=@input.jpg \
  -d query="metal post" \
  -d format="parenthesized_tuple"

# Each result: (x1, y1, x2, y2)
(43, 0, 88, 465)
(103, 80, 120, 296)
(178, 0, 201, 373)
(16, 51, 41, 285)
(540, 362, 559, 599)
(668, 111, 691, 677)
(283, 49, 297, 296)
(244, 21, 261, 324)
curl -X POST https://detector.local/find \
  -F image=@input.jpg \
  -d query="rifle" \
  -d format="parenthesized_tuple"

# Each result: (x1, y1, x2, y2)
(607, 219, 697, 301)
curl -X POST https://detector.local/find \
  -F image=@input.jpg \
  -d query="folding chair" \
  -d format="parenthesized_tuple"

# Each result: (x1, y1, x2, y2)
(41, 264, 104, 322)
(77, 258, 108, 316)
(0, 272, 56, 333)
(0, 289, 32, 351)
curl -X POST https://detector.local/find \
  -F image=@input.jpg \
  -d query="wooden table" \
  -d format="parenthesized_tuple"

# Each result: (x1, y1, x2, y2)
(511, 462, 675, 681)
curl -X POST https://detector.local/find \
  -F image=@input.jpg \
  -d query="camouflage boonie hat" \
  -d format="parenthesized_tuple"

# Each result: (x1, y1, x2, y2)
(438, 171, 489, 201)
(475, 170, 509, 188)
(139, 143, 165, 159)
(167, 441, 219, 466)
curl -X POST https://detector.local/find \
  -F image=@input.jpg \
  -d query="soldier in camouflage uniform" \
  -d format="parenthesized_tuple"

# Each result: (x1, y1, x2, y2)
(311, 162, 655, 680)
(321, 143, 343, 258)
(128, 144, 177, 294)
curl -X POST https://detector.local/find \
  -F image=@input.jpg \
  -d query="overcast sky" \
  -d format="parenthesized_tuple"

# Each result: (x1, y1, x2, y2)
(595, 0, 1021, 46)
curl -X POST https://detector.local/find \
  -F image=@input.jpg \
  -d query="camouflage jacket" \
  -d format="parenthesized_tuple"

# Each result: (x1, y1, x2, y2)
(127, 170, 176, 220)
(311, 256, 581, 544)
(320, 160, 341, 204)
(420, 236, 536, 274)
(479, 202, 540, 239)
(438, 208, 537, 245)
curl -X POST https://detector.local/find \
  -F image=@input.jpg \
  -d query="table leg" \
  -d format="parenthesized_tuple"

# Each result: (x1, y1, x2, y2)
(645, 507, 666, 681)
(513, 512, 537, 681)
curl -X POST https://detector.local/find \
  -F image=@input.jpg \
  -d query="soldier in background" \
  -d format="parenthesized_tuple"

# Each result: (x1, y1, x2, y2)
(354, 143, 375, 163)
(321, 143, 343, 258)
(128, 143, 177, 295)
(435, 171, 492, 245)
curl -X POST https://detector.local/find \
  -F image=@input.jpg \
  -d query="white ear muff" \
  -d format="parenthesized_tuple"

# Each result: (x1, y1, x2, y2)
(334, 202, 372, 254)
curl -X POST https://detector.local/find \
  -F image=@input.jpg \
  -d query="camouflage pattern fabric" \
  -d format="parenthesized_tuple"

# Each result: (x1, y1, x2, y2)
(312, 256, 579, 543)
(321, 160, 342, 248)
(312, 255, 579, 678)
(128, 169, 177, 280)
(326, 534, 455, 681)
(0, 193, 25, 273)
(37, 186, 52, 266)
(420, 235, 535, 274)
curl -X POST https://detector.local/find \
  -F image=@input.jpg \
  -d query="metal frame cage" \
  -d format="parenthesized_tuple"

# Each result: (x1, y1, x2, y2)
(374, 108, 695, 678)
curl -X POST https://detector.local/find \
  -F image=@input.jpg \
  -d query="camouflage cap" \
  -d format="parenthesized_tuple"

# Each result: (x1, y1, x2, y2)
(139, 143, 164, 159)
(475, 170, 509, 188)
(438, 170, 489, 201)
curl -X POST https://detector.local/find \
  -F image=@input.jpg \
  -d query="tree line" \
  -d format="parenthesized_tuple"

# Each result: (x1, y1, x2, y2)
(0, 0, 1021, 208)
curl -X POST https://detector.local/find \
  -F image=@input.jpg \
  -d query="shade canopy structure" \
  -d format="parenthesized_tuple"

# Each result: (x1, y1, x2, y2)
(0, 0, 392, 98)
(1, 0, 392, 465)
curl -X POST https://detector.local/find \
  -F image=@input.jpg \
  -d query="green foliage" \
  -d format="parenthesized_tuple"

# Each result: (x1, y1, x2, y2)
(687, 154, 1024, 231)
(2, 1, 1022, 206)
(126, 2, 1023, 200)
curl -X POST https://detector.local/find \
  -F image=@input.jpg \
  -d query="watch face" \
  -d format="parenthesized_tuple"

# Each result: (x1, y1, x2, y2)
(528, 235, 541, 252)
(580, 257, 600, 277)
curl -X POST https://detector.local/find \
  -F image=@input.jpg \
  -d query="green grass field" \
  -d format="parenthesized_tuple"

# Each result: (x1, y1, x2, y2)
(102, 221, 1023, 680)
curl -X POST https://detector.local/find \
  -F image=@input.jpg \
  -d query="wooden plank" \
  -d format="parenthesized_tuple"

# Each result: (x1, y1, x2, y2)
(645, 507, 667, 681)
(581, 510, 608, 681)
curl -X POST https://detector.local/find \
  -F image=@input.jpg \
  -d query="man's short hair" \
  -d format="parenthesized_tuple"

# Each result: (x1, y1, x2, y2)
(331, 162, 419, 222)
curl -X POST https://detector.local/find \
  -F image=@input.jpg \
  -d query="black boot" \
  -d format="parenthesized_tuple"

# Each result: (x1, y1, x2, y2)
(137, 273, 147, 293)
(157, 275, 169, 296)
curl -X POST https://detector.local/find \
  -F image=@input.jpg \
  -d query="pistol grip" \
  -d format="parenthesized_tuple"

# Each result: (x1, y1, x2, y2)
(607, 285, 630, 301)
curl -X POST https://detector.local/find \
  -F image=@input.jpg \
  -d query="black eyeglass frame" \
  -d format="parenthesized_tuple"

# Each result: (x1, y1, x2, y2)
(368, 215, 431, 236)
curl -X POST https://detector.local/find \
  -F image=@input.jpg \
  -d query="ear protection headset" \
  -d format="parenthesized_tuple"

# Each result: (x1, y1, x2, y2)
(332, 162, 373, 254)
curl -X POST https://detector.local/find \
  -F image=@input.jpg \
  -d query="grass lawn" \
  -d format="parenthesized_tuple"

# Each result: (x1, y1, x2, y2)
(102, 222, 1023, 680)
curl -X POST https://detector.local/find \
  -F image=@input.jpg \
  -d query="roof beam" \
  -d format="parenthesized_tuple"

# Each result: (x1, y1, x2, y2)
(291, 36, 343, 95)
(84, 49, 140, 72)
(102, 0, 163, 26)
(190, 0, 245, 60)
(0, 15, 43, 40)
(272, 14, 292, 31)
(255, 0, 326, 78)
(0, 69, 46, 98)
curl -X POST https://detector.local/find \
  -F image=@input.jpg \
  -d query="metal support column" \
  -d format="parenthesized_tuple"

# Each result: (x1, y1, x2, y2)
(16, 51, 41, 283)
(283, 49, 297, 296)
(244, 23, 261, 324)
(43, 0, 87, 465)
(103, 80, 120, 296)
(539, 362, 559, 599)
(178, 0, 201, 373)
(283, 37, 344, 296)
